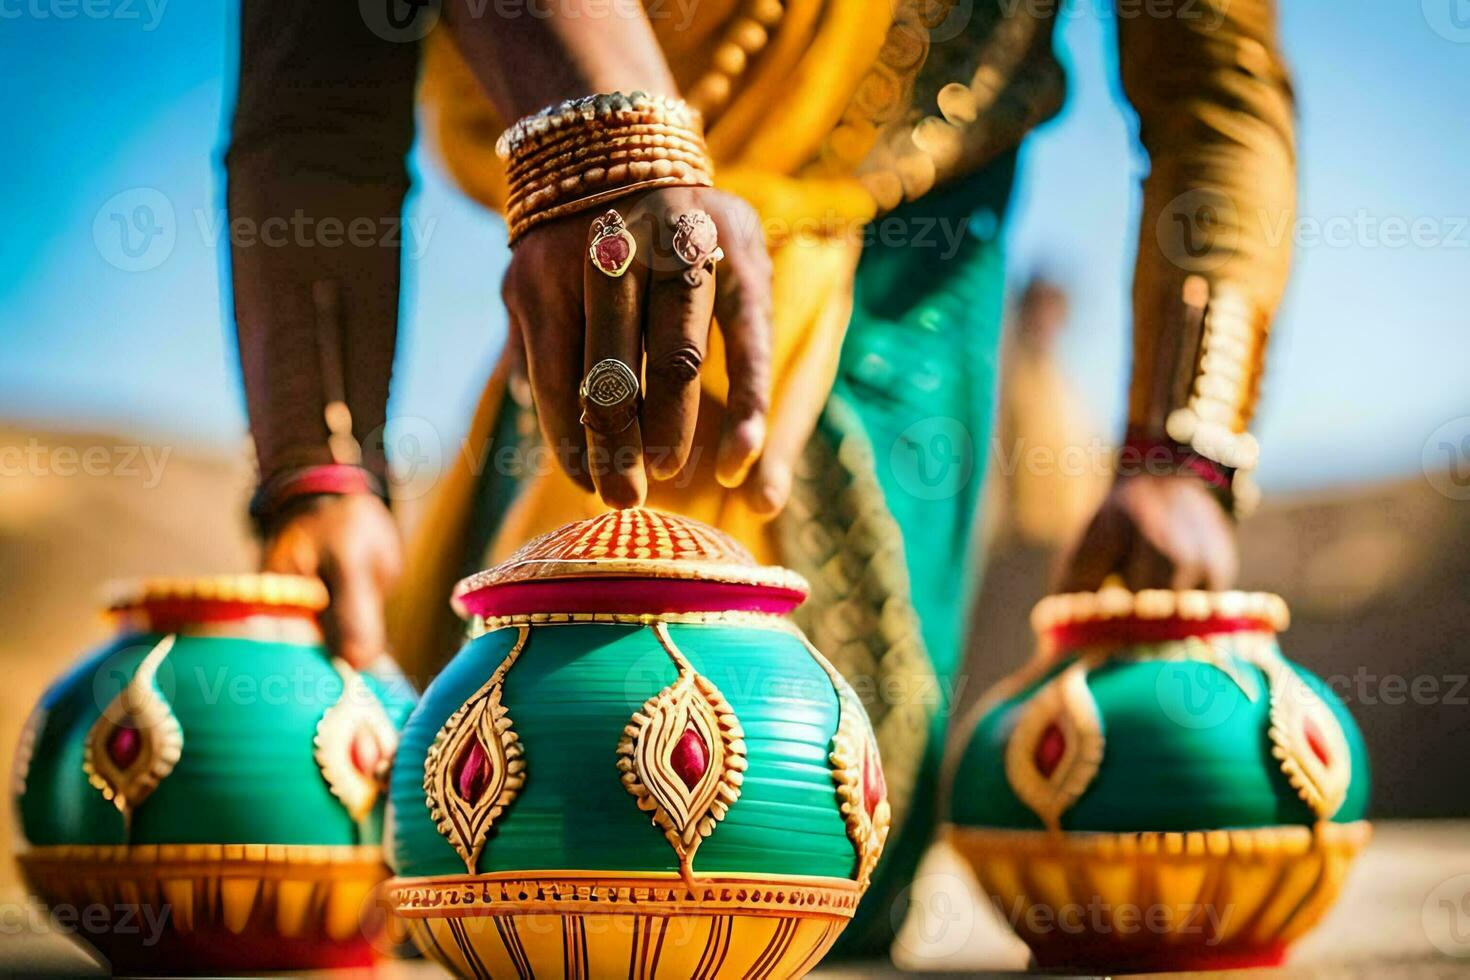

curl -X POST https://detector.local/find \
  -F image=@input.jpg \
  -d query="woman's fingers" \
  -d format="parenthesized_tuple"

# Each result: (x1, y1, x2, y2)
(507, 238, 592, 492)
(510, 189, 776, 507)
(642, 208, 717, 481)
(582, 208, 649, 508)
(1055, 498, 1131, 593)
(322, 561, 389, 670)
(711, 204, 772, 488)
(1056, 474, 1239, 593)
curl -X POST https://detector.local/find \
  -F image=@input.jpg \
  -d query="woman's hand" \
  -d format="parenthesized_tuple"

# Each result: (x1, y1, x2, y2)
(1057, 473, 1238, 592)
(260, 494, 402, 669)
(501, 185, 774, 511)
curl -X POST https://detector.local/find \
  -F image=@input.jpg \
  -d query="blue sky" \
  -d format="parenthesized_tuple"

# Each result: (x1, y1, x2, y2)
(1, 1, 1466, 491)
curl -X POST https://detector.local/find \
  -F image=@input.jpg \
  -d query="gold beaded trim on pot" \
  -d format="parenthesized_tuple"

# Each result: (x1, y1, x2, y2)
(104, 573, 330, 613)
(497, 92, 714, 244)
(387, 870, 862, 918)
(1030, 588, 1290, 639)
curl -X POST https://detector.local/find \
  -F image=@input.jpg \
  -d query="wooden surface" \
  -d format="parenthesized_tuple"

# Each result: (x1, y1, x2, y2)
(4, 822, 1468, 978)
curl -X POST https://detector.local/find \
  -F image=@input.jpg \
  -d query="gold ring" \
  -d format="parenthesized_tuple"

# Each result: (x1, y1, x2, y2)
(578, 358, 640, 434)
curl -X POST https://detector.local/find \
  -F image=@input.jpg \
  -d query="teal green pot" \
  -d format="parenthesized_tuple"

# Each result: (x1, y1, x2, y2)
(386, 509, 887, 979)
(946, 589, 1371, 974)
(11, 574, 416, 973)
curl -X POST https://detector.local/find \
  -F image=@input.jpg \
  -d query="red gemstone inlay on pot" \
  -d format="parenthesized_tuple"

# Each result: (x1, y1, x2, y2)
(1034, 721, 1067, 779)
(1303, 717, 1331, 768)
(454, 738, 491, 803)
(861, 745, 886, 818)
(351, 729, 382, 777)
(106, 724, 142, 770)
(594, 235, 630, 272)
(671, 727, 709, 790)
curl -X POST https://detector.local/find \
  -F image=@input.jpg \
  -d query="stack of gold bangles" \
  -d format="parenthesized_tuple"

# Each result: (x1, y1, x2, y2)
(498, 92, 715, 244)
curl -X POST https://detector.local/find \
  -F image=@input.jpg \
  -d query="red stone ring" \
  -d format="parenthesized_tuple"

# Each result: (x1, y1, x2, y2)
(588, 209, 636, 277)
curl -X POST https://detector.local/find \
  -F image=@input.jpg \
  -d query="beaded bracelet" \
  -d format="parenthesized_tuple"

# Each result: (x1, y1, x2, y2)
(498, 92, 714, 244)
(496, 92, 703, 159)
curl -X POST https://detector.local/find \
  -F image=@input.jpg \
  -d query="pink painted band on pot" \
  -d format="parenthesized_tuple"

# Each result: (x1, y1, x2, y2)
(455, 577, 805, 619)
(1046, 614, 1276, 654)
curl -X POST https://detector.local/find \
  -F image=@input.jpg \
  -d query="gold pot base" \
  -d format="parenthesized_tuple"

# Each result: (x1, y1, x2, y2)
(388, 870, 861, 979)
(17, 843, 390, 973)
(947, 821, 1371, 971)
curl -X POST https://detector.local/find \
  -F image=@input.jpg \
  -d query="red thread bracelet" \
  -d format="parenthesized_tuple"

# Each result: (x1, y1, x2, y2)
(1118, 434, 1234, 494)
(249, 464, 386, 530)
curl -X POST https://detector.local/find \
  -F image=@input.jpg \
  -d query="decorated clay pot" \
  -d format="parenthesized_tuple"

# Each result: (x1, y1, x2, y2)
(11, 574, 416, 973)
(946, 589, 1371, 973)
(385, 509, 888, 979)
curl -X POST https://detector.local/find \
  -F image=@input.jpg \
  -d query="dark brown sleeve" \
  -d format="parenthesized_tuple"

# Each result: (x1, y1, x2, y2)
(225, 1, 420, 487)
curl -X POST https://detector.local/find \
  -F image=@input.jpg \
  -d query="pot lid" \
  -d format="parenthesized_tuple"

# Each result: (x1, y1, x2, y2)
(105, 574, 329, 621)
(1032, 587, 1289, 652)
(452, 508, 809, 619)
